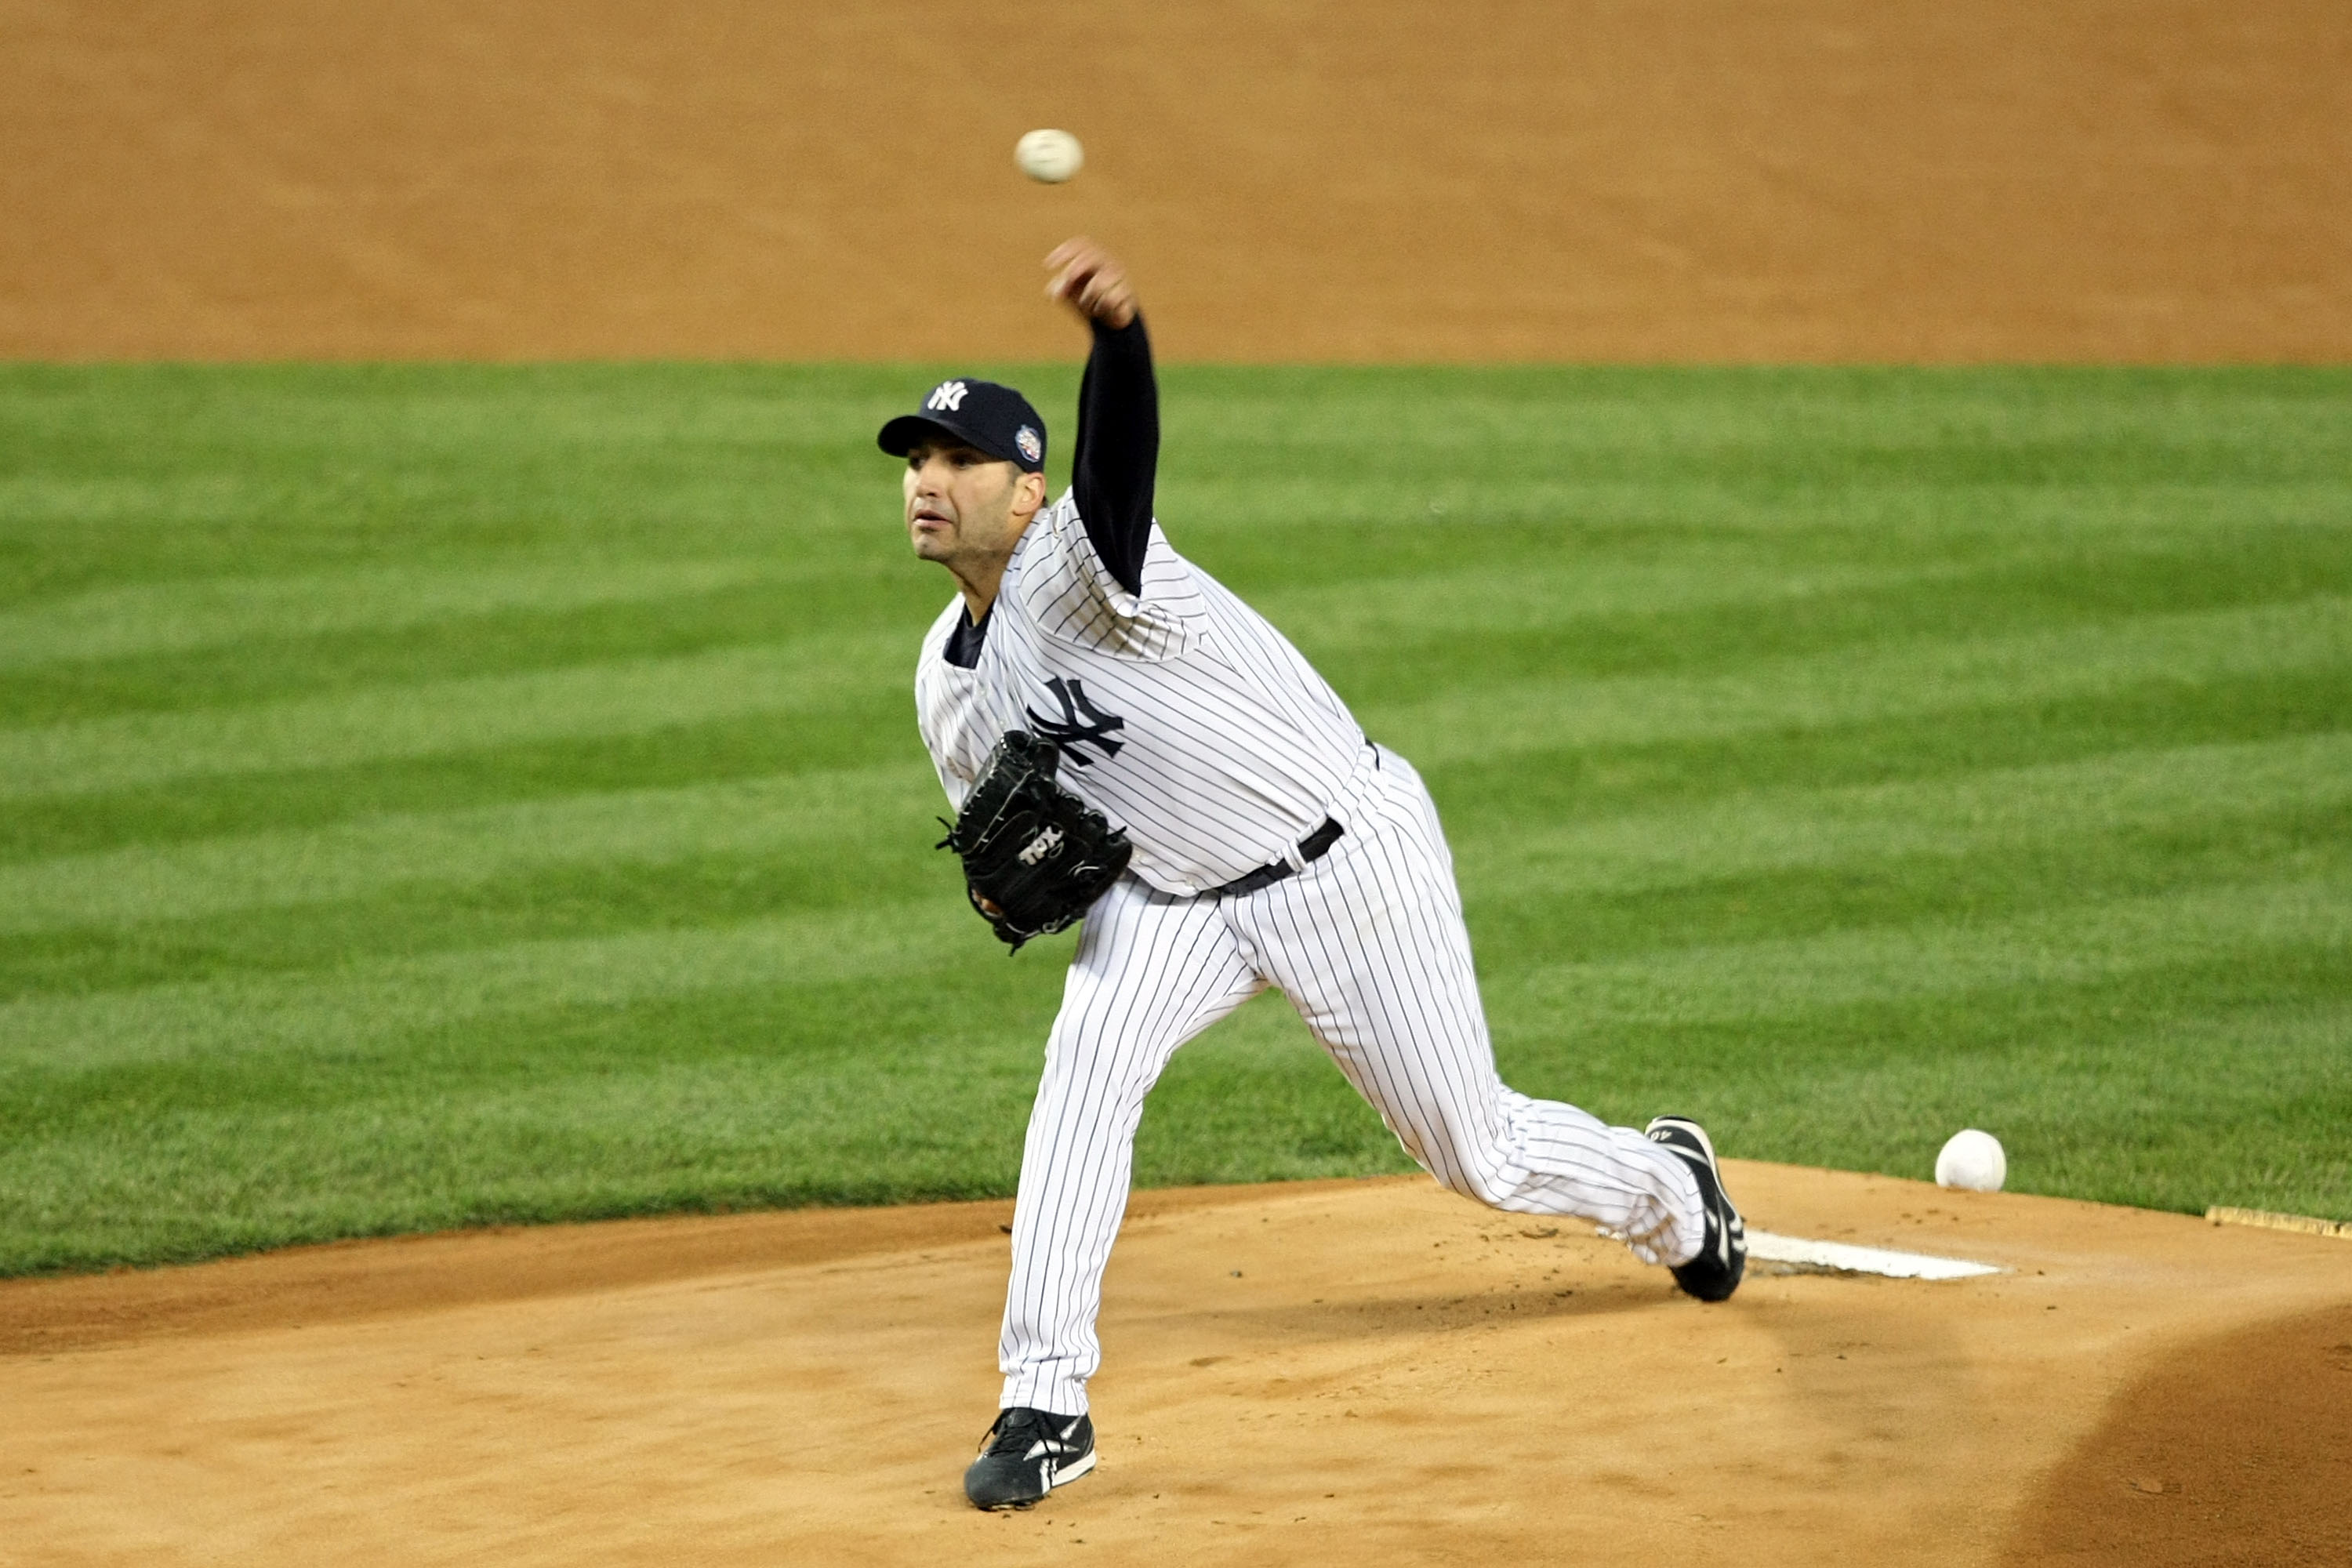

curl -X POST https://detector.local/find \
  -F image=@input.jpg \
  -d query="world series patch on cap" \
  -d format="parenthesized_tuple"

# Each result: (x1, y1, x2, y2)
(879, 379, 1049, 473)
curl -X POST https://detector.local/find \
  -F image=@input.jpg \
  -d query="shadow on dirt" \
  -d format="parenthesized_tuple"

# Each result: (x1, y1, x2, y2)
(1998, 1301, 2352, 1567)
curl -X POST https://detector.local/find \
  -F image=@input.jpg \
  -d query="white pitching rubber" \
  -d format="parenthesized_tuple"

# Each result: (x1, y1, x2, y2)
(1745, 1231, 2001, 1280)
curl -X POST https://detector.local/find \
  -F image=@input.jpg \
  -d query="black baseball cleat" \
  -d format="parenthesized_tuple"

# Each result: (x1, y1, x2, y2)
(963, 1406, 1097, 1510)
(1646, 1116, 1747, 1302)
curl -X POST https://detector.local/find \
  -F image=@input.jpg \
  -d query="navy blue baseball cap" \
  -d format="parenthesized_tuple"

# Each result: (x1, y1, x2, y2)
(878, 378, 1047, 473)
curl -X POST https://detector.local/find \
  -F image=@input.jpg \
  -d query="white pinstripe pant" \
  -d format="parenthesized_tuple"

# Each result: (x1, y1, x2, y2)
(998, 745, 1707, 1416)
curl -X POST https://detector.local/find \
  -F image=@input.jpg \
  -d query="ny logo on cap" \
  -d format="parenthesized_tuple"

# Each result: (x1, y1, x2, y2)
(925, 380, 970, 412)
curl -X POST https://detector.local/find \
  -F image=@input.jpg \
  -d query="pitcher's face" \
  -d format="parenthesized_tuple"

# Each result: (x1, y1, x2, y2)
(902, 440, 1040, 569)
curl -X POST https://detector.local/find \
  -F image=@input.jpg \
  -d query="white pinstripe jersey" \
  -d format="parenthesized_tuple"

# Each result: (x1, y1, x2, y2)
(915, 491, 1365, 895)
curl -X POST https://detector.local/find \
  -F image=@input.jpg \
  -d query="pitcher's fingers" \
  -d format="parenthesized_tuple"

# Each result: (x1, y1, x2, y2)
(1051, 263, 1112, 310)
(1083, 260, 1127, 305)
(1046, 252, 1102, 300)
(1044, 235, 1101, 273)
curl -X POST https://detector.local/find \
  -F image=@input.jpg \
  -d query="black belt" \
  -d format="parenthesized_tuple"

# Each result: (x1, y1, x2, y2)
(1210, 818, 1345, 898)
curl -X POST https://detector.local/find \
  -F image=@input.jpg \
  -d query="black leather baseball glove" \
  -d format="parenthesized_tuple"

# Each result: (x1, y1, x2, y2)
(938, 731, 1132, 953)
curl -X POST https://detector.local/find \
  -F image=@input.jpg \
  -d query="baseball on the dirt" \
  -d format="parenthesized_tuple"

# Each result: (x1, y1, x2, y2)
(1015, 129, 1084, 183)
(1935, 1128, 2007, 1192)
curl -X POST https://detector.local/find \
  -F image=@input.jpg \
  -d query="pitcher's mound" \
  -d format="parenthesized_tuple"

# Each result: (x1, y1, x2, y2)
(2, 1164, 2347, 1566)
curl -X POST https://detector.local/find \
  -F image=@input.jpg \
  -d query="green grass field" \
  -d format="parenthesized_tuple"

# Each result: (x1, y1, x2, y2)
(2, 362, 2347, 1276)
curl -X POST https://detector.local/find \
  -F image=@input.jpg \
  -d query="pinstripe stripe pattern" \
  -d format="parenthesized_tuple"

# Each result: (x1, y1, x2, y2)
(916, 495, 1365, 894)
(995, 746, 1705, 1416)
(919, 488, 1704, 1416)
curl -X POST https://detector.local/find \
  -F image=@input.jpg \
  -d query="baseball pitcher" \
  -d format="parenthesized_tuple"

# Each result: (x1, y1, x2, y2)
(883, 238, 1746, 1510)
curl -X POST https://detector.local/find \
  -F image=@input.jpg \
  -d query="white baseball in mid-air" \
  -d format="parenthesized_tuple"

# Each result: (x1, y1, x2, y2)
(1935, 1129, 2007, 1192)
(1015, 129, 1084, 183)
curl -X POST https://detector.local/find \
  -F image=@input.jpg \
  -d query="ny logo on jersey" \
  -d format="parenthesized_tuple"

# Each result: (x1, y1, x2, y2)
(1025, 677, 1127, 768)
(925, 380, 970, 412)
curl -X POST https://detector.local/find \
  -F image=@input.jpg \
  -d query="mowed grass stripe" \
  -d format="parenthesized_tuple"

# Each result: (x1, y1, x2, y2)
(0, 539, 2053, 735)
(1182, 485, 2349, 577)
(1432, 663, 2352, 825)
(0, 706, 901, 864)
(1308, 536, 2352, 703)
(1374, 594, 2350, 766)
(5, 590, 2342, 806)
(2, 547, 1875, 681)
(0, 898, 978, 1075)
(1461, 731, 2352, 900)
(4, 655, 2336, 886)
(11, 749, 2340, 1003)
(0, 572, 943, 730)
(0, 633, 907, 800)
(0, 763, 940, 936)
(9, 654, 2337, 873)
(1508, 874, 2351, 1026)
(0, 556, 822, 671)
(0, 730, 2339, 945)
(5, 863, 2338, 1085)
(11, 525, 2339, 729)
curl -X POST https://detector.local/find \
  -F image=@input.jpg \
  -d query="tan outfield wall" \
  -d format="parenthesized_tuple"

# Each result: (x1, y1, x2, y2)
(1, 0, 2347, 362)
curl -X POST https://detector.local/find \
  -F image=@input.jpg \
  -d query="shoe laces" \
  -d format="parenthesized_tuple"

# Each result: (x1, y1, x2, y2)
(982, 1407, 1067, 1458)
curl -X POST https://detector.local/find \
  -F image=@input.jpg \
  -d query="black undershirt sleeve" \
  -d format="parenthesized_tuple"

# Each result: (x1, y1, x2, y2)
(942, 315, 1157, 669)
(1070, 314, 1159, 597)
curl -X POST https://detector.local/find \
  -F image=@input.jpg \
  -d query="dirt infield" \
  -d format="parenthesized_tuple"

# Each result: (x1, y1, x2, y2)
(3, 0, 2347, 362)
(3, 1167, 2347, 1566)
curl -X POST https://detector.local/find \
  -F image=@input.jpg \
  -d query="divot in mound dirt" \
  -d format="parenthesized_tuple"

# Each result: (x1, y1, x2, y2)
(2, 1164, 2347, 1566)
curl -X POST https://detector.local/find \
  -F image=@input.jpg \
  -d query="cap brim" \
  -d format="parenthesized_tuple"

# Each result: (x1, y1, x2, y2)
(878, 412, 1018, 465)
